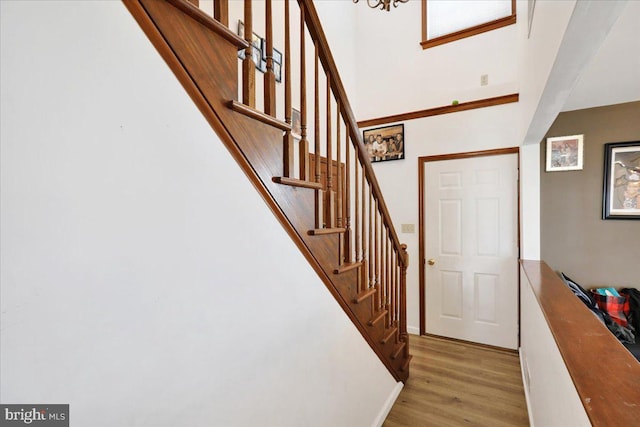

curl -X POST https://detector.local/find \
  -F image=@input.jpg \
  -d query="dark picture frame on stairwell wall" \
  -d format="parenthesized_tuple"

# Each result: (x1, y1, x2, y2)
(237, 20, 283, 79)
(602, 141, 640, 220)
(273, 48, 283, 83)
(253, 32, 266, 72)
(362, 124, 405, 163)
(236, 20, 265, 71)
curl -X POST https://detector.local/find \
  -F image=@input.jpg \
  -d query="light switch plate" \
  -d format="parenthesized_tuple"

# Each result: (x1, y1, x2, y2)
(401, 224, 415, 234)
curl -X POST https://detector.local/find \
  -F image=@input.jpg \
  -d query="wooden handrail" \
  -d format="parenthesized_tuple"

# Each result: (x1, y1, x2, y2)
(297, 0, 407, 267)
(521, 260, 640, 426)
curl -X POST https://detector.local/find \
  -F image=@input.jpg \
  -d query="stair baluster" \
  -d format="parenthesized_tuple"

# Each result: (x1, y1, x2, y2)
(344, 128, 352, 263)
(299, 6, 310, 182)
(242, 0, 255, 107)
(264, 0, 276, 115)
(325, 73, 334, 228)
(283, 0, 294, 177)
(213, 0, 228, 26)
(336, 102, 344, 263)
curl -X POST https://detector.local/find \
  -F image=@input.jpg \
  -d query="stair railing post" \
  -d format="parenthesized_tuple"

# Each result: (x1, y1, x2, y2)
(368, 187, 374, 292)
(400, 244, 409, 357)
(325, 73, 334, 228)
(213, 0, 228, 26)
(374, 199, 380, 309)
(283, 0, 294, 177)
(344, 129, 352, 264)
(313, 43, 323, 229)
(385, 226, 390, 328)
(314, 44, 321, 186)
(298, 5, 309, 181)
(264, 0, 276, 115)
(391, 249, 397, 328)
(242, 0, 255, 108)
(336, 105, 342, 230)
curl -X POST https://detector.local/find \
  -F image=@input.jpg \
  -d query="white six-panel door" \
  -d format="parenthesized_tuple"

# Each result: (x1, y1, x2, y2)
(424, 153, 518, 349)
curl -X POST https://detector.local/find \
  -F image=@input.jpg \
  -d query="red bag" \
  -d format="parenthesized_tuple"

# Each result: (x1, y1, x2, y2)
(591, 290, 630, 327)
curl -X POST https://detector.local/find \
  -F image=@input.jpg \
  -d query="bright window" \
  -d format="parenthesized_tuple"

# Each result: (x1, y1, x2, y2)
(422, 0, 516, 49)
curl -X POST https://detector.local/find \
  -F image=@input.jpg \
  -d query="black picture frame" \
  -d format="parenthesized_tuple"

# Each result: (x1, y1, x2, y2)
(236, 20, 282, 77)
(252, 32, 265, 71)
(362, 124, 405, 163)
(602, 141, 640, 220)
(273, 48, 283, 83)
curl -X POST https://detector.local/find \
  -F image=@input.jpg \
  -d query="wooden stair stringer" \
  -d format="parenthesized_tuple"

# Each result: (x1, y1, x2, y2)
(125, 0, 410, 382)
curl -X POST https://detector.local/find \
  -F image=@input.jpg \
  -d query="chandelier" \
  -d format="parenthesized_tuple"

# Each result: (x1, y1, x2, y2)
(353, 0, 409, 12)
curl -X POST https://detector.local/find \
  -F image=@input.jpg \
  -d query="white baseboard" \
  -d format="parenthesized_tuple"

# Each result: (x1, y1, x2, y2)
(519, 347, 535, 427)
(372, 381, 403, 427)
(407, 325, 420, 335)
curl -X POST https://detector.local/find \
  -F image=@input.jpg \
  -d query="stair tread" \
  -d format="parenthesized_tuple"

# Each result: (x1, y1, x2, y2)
(308, 227, 346, 236)
(228, 100, 291, 131)
(381, 326, 398, 344)
(368, 309, 388, 326)
(272, 176, 323, 190)
(353, 288, 376, 304)
(391, 341, 406, 360)
(334, 261, 363, 274)
(166, 0, 248, 49)
(400, 355, 413, 372)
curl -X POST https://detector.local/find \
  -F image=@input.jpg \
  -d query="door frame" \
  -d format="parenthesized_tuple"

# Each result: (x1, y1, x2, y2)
(418, 147, 521, 336)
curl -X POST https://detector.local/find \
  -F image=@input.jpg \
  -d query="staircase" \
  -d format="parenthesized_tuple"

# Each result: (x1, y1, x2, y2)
(124, 0, 411, 382)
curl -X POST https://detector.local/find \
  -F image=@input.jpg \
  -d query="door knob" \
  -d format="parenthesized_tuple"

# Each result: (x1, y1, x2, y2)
(427, 259, 436, 266)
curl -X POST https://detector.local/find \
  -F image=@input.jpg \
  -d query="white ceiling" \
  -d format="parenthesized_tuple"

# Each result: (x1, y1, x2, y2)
(561, 0, 640, 112)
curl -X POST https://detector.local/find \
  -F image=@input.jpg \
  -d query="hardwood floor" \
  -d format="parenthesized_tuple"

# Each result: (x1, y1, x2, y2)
(383, 335, 529, 427)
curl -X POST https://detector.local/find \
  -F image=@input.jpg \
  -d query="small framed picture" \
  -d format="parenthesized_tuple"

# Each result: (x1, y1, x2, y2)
(237, 20, 244, 37)
(362, 124, 404, 163)
(546, 134, 584, 171)
(235, 22, 262, 66)
(602, 141, 640, 220)
(252, 32, 264, 70)
(291, 108, 302, 140)
(273, 48, 283, 83)
(236, 20, 246, 60)
(273, 62, 282, 82)
(250, 46, 262, 69)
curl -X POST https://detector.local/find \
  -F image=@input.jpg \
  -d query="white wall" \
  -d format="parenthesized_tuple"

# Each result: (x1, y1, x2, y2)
(353, 0, 519, 120)
(519, 266, 590, 427)
(0, 2, 398, 426)
(517, 0, 576, 145)
(520, 0, 628, 145)
(314, 0, 359, 101)
(519, 144, 541, 260)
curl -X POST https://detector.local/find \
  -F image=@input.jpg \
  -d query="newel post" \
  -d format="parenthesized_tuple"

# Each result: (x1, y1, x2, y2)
(400, 243, 409, 357)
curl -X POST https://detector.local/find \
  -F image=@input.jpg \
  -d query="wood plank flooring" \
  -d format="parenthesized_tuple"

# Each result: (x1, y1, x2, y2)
(383, 335, 529, 427)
